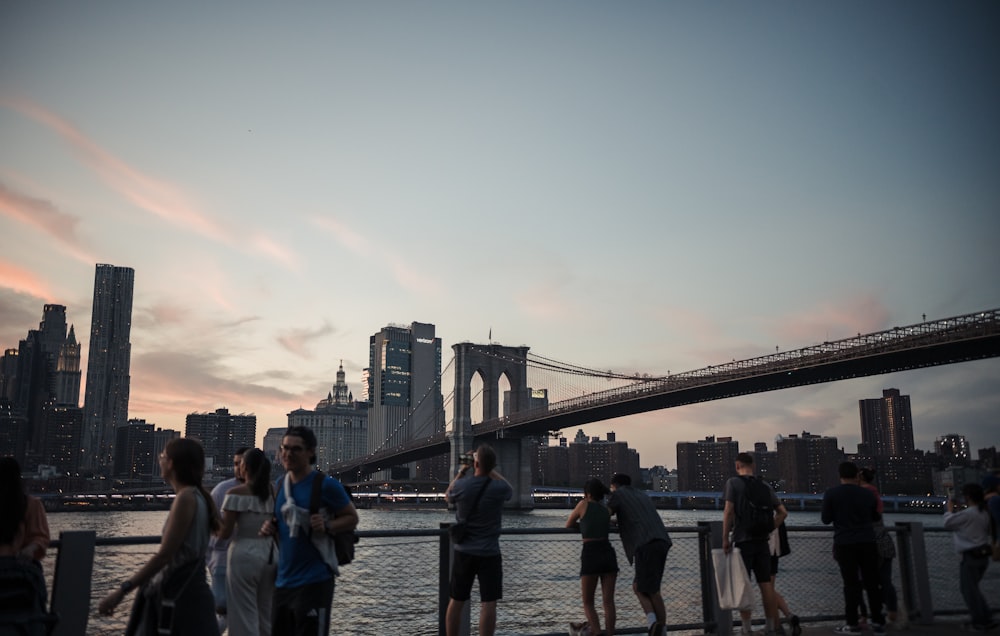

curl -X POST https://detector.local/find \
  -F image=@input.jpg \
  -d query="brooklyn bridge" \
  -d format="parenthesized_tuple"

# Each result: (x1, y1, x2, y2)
(327, 308, 1000, 506)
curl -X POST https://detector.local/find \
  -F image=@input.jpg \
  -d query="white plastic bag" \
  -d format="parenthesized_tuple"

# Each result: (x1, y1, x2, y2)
(711, 547, 754, 611)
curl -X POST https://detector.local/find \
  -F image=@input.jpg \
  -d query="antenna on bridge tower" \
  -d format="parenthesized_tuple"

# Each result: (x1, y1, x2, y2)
(489, 327, 492, 343)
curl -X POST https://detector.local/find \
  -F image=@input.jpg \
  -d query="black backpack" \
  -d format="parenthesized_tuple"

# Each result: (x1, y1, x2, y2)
(738, 476, 775, 540)
(309, 471, 359, 566)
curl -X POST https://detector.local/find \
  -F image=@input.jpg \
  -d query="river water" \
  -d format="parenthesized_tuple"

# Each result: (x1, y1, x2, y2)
(43, 508, 990, 635)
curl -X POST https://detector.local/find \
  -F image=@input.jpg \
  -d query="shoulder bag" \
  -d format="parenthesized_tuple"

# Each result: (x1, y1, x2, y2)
(449, 478, 491, 544)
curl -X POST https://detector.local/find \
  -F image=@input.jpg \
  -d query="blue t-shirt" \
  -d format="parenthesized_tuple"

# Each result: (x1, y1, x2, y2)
(273, 471, 351, 588)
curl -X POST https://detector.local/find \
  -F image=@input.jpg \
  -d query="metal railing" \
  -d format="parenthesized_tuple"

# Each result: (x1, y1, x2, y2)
(42, 522, 1000, 635)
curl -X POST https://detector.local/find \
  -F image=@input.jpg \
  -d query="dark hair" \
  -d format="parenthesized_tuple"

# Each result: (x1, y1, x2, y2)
(235, 446, 250, 456)
(737, 452, 754, 466)
(164, 438, 221, 533)
(0, 457, 27, 545)
(839, 461, 859, 480)
(611, 473, 631, 487)
(285, 426, 318, 464)
(961, 483, 986, 511)
(584, 478, 609, 500)
(858, 467, 875, 484)
(241, 449, 272, 504)
(475, 444, 497, 473)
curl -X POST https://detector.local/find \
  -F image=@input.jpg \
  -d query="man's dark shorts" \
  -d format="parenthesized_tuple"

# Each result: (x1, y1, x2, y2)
(737, 539, 771, 583)
(450, 551, 503, 602)
(272, 578, 335, 636)
(633, 538, 670, 595)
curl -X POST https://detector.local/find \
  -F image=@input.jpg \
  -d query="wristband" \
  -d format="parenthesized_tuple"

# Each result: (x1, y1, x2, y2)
(120, 580, 135, 593)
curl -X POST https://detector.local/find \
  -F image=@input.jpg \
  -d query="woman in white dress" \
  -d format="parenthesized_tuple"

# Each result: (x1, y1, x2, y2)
(218, 448, 277, 636)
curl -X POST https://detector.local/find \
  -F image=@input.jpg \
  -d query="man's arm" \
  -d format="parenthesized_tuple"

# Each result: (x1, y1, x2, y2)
(774, 503, 788, 528)
(722, 500, 735, 553)
(445, 465, 470, 503)
(820, 491, 833, 525)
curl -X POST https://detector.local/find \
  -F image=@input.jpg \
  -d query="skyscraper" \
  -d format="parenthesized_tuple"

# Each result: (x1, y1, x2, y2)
(367, 322, 444, 480)
(858, 388, 915, 458)
(81, 264, 135, 474)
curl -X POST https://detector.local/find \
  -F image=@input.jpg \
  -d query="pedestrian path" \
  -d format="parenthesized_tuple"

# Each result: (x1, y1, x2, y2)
(796, 620, 980, 635)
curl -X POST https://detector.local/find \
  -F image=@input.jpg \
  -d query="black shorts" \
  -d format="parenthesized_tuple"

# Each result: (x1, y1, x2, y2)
(737, 540, 771, 583)
(770, 555, 779, 576)
(580, 539, 619, 577)
(633, 539, 669, 595)
(450, 551, 503, 603)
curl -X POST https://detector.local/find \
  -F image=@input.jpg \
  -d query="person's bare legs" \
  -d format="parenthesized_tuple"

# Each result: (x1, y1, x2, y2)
(771, 575, 792, 618)
(479, 600, 497, 636)
(759, 581, 778, 630)
(600, 573, 617, 635)
(581, 575, 602, 634)
(633, 581, 666, 628)
(445, 598, 464, 636)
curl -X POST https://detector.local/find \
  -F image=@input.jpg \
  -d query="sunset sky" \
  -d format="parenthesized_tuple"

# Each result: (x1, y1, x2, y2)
(2, 2, 998, 469)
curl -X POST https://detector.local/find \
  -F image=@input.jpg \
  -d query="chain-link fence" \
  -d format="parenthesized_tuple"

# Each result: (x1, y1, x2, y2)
(46, 522, 1000, 635)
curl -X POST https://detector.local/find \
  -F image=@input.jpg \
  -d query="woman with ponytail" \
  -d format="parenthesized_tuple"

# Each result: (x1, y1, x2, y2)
(218, 448, 278, 636)
(98, 437, 220, 635)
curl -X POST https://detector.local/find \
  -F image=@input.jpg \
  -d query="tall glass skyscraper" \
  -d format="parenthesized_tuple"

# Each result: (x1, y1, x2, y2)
(81, 264, 134, 474)
(367, 322, 444, 480)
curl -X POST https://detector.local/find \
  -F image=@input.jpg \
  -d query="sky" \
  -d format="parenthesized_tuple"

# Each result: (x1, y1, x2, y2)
(2, 2, 999, 470)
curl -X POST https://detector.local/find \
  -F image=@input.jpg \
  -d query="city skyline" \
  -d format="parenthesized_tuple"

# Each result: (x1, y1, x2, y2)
(2, 3, 998, 468)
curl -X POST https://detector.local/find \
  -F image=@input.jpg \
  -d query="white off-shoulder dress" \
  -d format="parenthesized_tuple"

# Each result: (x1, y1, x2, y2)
(221, 492, 277, 636)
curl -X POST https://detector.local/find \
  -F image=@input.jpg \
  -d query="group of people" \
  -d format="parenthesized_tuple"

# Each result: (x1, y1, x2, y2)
(444, 443, 671, 636)
(4, 434, 997, 636)
(447, 445, 998, 636)
(97, 426, 359, 636)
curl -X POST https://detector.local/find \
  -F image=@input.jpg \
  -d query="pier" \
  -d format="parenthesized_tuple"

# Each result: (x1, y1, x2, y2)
(39, 521, 999, 635)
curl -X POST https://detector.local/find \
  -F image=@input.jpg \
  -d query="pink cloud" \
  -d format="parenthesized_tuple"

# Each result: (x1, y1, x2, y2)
(311, 215, 443, 297)
(0, 182, 95, 264)
(0, 260, 56, 301)
(276, 323, 335, 359)
(2, 97, 297, 269)
(771, 294, 890, 344)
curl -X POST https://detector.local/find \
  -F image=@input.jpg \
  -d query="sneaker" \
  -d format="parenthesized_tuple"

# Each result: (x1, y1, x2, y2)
(833, 626, 862, 635)
(568, 622, 586, 636)
(790, 615, 802, 636)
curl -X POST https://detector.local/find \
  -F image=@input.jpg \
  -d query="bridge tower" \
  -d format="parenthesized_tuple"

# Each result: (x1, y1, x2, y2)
(449, 342, 533, 509)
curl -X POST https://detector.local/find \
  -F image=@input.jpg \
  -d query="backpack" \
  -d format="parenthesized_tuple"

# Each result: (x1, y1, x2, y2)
(738, 476, 775, 540)
(309, 471, 359, 566)
(0, 557, 58, 636)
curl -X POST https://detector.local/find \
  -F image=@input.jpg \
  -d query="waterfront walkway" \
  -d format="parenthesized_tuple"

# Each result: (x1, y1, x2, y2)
(795, 622, 981, 635)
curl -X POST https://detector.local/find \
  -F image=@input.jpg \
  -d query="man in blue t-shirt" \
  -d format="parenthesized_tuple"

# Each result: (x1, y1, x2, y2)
(267, 426, 358, 636)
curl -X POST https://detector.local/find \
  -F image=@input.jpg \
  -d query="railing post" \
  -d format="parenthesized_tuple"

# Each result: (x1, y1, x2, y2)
(700, 520, 730, 635)
(439, 523, 450, 635)
(440, 522, 470, 636)
(895, 522, 933, 624)
(51, 530, 96, 636)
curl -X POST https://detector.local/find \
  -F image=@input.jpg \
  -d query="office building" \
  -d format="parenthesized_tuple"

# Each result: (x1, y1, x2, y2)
(0, 305, 83, 469)
(935, 434, 970, 466)
(151, 428, 180, 477)
(81, 264, 135, 474)
(858, 388, 915, 458)
(114, 419, 155, 478)
(366, 322, 444, 480)
(775, 432, 841, 493)
(287, 362, 368, 470)
(568, 430, 640, 488)
(676, 436, 740, 492)
(185, 408, 256, 474)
